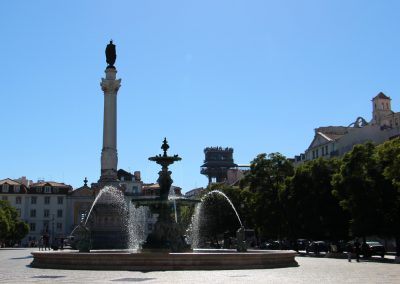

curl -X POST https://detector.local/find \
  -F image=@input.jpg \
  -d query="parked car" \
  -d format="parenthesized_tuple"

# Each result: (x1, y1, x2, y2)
(306, 241, 329, 255)
(362, 241, 385, 258)
(296, 239, 310, 251)
(259, 241, 280, 250)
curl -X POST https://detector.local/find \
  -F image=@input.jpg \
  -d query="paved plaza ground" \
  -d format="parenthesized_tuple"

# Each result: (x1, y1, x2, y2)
(0, 248, 399, 283)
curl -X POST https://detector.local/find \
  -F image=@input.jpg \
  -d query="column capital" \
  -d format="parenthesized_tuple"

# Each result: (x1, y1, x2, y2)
(101, 79, 121, 94)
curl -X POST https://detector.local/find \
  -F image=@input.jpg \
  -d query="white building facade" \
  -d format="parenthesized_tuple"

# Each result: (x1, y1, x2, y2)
(0, 179, 72, 245)
(294, 92, 400, 164)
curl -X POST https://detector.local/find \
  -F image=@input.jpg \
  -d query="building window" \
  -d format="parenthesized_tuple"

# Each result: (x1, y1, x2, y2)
(56, 223, 62, 231)
(30, 209, 36, 218)
(57, 209, 63, 218)
(36, 187, 42, 193)
(53, 187, 59, 193)
(16, 208, 21, 217)
(2, 184, 9, 193)
(16, 196, 22, 204)
(325, 145, 328, 156)
(43, 221, 49, 231)
(322, 147, 325, 156)
(57, 196, 64, 204)
(30, 223, 36, 231)
(2, 196, 8, 201)
(14, 185, 20, 193)
(44, 186, 51, 193)
(31, 196, 37, 204)
(44, 209, 50, 218)
(44, 196, 50, 204)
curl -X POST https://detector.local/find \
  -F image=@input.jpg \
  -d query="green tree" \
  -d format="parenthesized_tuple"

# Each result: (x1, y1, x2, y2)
(375, 138, 400, 256)
(282, 158, 348, 241)
(0, 208, 11, 243)
(196, 185, 243, 247)
(0, 200, 29, 246)
(240, 153, 294, 240)
(332, 142, 386, 240)
(12, 221, 30, 242)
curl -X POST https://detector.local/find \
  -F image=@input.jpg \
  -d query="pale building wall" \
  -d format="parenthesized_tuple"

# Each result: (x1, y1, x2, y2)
(24, 193, 68, 244)
(297, 94, 400, 164)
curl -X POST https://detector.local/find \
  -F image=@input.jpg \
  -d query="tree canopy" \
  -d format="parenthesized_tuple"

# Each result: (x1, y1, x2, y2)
(0, 200, 29, 246)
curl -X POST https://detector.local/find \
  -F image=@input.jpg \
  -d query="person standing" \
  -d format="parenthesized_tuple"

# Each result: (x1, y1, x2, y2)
(38, 236, 43, 251)
(346, 242, 353, 262)
(43, 233, 50, 251)
(354, 239, 361, 262)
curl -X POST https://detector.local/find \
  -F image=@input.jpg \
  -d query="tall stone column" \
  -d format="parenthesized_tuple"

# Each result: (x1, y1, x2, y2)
(99, 67, 121, 182)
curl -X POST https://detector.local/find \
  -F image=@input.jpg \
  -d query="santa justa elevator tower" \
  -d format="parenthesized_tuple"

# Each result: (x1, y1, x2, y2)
(201, 147, 237, 184)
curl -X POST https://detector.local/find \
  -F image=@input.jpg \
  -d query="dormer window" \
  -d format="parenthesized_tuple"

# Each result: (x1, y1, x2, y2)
(44, 186, 51, 193)
(36, 187, 42, 193)
(14, 185, 20, 193)
(2, 184, 9, 193)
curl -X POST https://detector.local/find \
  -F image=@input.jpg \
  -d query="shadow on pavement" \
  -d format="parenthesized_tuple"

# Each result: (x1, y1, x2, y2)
(359, 257, 397, 264)
(32, 275, 66, 279)
(10, 255, 33, 260)
(111, 278, 156, 282)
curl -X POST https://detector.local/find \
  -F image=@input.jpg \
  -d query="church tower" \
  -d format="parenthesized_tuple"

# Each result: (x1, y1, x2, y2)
(372, 92, 392, 126)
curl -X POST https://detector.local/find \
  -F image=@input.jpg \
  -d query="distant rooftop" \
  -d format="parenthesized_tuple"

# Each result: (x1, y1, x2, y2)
(373, 92, 391, 100)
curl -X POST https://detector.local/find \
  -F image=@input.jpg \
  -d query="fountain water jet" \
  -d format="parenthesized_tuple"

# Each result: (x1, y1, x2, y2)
(188, 190, 243, 249)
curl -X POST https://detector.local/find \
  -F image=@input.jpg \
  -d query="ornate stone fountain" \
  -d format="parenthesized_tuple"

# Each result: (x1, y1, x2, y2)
(137, 138, 190, 252)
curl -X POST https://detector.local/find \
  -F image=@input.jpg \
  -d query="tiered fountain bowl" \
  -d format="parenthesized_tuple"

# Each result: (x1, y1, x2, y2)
(31, 139, 298, 270)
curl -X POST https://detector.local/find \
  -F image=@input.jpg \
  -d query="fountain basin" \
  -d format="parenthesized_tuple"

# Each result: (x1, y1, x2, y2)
(31, 250, 297, 270)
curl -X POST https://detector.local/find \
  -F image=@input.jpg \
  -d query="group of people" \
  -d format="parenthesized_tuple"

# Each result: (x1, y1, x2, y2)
(38, 233, 50, 251)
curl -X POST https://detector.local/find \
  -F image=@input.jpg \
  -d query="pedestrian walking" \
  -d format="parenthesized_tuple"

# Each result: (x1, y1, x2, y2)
(346, 242, 353, 262)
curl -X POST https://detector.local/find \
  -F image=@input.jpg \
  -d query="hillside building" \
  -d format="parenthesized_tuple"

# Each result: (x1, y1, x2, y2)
(294, 92, 400, 164)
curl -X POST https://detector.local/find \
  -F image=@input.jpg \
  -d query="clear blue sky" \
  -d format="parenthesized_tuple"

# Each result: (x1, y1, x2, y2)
(1, 1, 400, 192)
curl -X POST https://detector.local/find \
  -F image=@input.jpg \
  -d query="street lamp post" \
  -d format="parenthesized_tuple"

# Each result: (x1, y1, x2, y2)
(52, 214, 55, 246)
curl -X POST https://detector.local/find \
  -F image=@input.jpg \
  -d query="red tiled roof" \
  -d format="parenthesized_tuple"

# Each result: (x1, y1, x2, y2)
(0, 178, 22, 186)
(315, 126, 348, 141)
(30, 181, 70, 187)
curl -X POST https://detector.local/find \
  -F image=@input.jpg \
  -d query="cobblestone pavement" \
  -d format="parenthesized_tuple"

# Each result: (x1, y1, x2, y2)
(0, 248, 399, 284)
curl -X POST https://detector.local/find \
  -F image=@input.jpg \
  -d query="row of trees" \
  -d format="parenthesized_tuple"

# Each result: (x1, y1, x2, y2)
(0, 200, 29, 247)
(197, 138, 400, 255)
